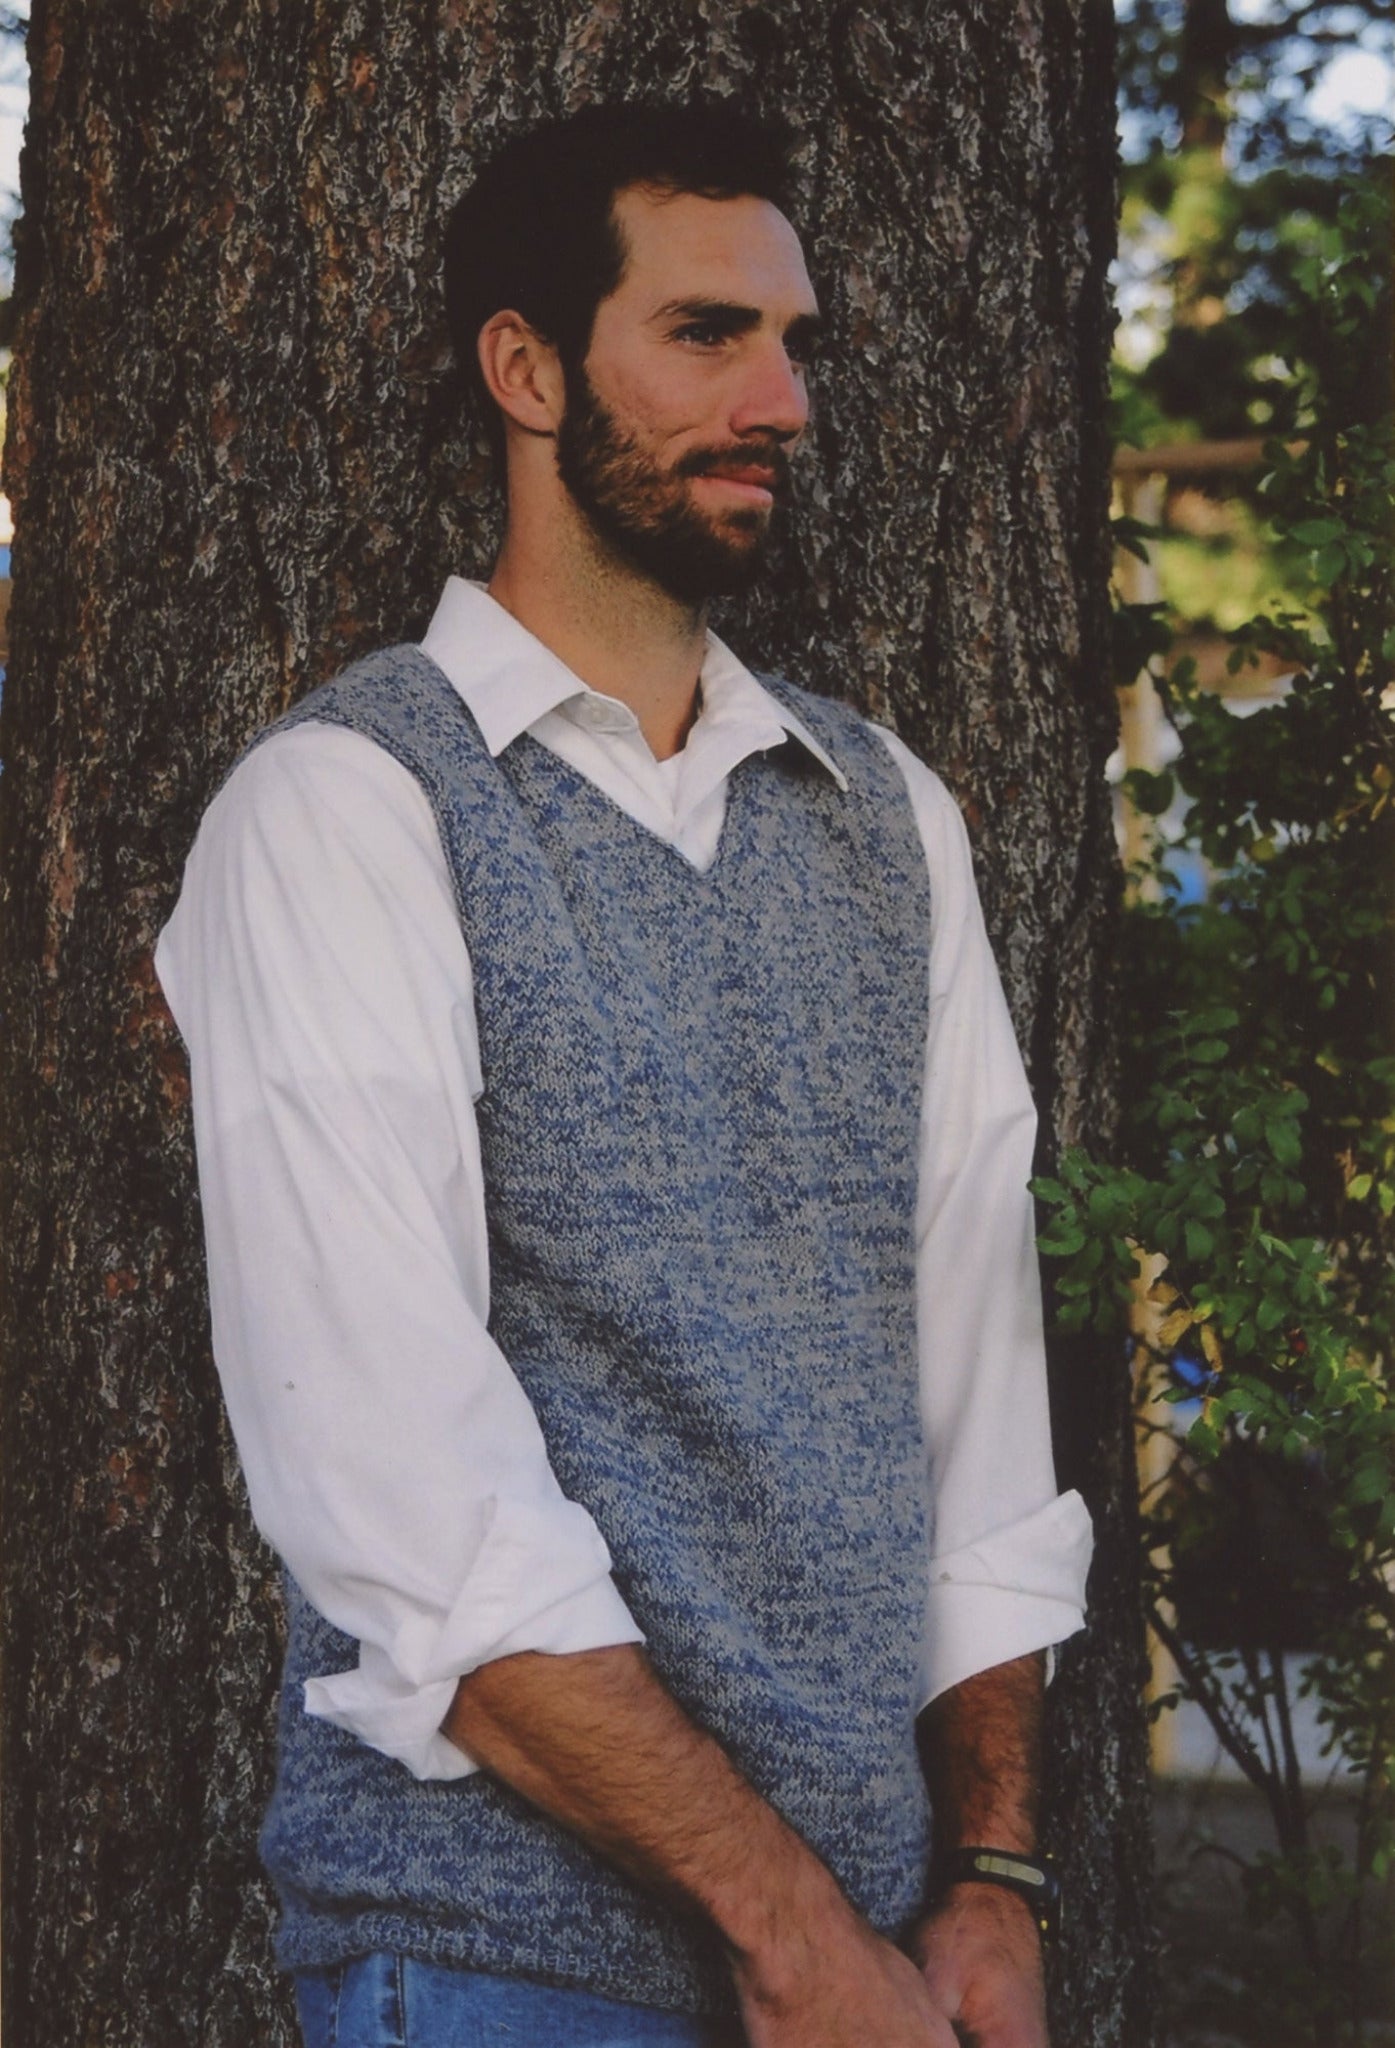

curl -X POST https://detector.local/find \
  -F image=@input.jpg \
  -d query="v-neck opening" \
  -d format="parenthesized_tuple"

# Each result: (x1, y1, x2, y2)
(508, 731, 790, 883)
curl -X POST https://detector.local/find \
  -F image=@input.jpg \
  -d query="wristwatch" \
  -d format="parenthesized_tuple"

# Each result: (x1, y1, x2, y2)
(932, 1847, 1062, 1941)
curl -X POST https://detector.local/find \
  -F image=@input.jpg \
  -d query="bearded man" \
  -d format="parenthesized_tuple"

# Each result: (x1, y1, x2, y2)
(157, 102, 1093, 2048)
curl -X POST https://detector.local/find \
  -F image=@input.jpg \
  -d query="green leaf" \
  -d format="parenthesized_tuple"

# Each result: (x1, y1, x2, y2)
(1087, 1183, 1129, 1231)
(1289, 518, 1344, 546)
(1233, 1106, 1265, 1146)
(1349, 1458, 1390, 1507)
(1189, 1417, 1221, 1461)
(1192, 1007, 1241, 1035)
(1184, 1218, 1215, 1261)
(1111, 515, 1156, 563)
(1346, 1174, 1373, 1202)
(1265, 1118, 1302, 1167)
(1123, 768, 1175, 818)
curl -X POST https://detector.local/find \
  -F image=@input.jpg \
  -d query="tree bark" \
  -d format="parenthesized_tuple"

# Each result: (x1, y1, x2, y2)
(0, 3, 1152, 2042)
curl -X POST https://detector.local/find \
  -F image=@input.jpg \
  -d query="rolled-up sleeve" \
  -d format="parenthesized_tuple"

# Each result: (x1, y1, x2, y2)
(875, 730, 1093, 1709)
(155, 722, 643, 1783)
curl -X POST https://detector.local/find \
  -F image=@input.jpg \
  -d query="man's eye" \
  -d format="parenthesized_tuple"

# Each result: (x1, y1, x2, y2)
(674, 322, 727, 347)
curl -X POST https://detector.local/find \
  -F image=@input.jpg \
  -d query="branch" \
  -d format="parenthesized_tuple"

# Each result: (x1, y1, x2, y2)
(1241, 1640, 1284, 1799)
(1267, 1645, 1308, 1841)
(1150, 1608, 1275, 1799)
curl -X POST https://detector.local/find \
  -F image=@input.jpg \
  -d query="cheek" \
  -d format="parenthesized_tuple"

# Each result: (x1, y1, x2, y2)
(601, 357, 715, 442)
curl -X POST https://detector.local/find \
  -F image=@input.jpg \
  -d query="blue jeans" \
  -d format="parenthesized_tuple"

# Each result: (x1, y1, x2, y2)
(294, 1952, 744, 2047)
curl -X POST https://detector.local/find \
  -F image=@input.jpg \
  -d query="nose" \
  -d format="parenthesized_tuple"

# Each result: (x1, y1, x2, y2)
(729, 337, 809, 443)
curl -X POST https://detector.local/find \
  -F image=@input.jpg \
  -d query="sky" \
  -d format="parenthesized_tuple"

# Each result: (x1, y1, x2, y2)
(0, 40, 22, 216)
(1307, 42, 1392, 130)
(1230, 0, 1392, 137)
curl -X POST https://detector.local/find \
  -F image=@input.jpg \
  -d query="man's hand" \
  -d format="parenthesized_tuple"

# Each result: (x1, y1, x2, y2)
(910, 1885, 1048, 2048)
(734, 1904, 957, 2048)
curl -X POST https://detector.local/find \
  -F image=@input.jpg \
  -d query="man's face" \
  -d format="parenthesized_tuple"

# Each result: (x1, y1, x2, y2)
(555, 184, 821, 605)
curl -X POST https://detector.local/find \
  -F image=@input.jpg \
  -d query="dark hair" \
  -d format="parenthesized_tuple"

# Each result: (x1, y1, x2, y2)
(442, 101, 797, 445)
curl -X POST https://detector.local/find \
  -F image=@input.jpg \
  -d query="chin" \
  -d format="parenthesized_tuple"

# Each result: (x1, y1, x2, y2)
(656, 535, 772, 606)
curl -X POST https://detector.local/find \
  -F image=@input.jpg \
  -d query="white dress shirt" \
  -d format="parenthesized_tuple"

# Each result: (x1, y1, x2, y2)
(156, 577, 1093, 1783)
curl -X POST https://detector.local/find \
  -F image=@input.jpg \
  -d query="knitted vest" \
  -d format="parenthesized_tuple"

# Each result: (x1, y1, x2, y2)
(256, 644, 935, 2016)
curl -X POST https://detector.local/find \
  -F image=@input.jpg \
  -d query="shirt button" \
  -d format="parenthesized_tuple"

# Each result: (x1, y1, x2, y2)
(582, 699, 631, 733)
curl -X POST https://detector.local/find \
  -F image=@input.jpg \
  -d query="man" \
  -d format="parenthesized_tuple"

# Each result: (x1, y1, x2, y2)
(157, 103, 1093, 2048)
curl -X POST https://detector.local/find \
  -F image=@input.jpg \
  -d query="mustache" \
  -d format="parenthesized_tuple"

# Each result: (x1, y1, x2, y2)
(676, 442, 795, 500)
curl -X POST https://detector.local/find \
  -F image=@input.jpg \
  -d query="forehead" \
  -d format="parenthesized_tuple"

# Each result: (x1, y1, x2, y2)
(606, 184, 817, 315)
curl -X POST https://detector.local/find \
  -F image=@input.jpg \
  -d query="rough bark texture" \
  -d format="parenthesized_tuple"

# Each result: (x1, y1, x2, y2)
(0, 3, 1152, 2042)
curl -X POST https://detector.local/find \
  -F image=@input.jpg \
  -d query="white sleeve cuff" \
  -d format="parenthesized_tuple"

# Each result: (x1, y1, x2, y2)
(301, 1495, 645, 1781)
(917, 1490, 1093, 1710)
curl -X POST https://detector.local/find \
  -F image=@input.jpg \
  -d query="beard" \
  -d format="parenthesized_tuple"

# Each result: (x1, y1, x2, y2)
(554, 365, 791, 606)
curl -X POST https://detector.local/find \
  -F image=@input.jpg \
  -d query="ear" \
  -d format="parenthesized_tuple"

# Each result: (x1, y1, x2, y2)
(476, 311, 567, 438)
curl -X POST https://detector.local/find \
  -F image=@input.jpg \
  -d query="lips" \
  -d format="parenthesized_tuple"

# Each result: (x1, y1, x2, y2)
(707, 464, 780, 489)
(684, 447, 791, 500)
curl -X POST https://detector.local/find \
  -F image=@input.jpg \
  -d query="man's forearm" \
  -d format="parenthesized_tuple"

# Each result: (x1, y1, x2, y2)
(442, 1644, 956, 2047)
(442, 1642, 838, 1959)
(910, 1652, 1051, 2048)
(915, 1649, 1044, 1861)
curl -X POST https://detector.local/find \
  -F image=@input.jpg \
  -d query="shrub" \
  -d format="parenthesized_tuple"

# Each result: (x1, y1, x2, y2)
(1037, 178, 1394, 2044)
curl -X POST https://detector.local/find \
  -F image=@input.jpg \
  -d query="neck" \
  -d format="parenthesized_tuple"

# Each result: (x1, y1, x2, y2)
(488, 493, 708, 761)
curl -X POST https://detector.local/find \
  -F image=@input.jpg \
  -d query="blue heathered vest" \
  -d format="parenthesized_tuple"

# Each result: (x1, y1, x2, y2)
(255, 644, 935, 2017)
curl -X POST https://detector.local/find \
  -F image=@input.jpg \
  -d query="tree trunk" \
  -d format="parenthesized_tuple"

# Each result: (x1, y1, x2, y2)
(0, 3, 1151, 2042)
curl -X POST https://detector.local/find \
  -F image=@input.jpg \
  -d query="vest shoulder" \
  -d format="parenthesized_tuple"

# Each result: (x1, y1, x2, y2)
(284, 641, 449, 720)
(263, 643, 474, 746)
(233, 644, 481, 807)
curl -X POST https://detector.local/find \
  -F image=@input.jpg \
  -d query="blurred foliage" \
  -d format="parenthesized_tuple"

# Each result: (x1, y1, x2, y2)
(1150, 500, 1302, 633)
(1116, 0, 1392, 170)
(1044, 172, 1393, 2045)
(0, 4, 24, 324)
(1115, 145, 1393, 450)
(1112, 0, 1392, 643)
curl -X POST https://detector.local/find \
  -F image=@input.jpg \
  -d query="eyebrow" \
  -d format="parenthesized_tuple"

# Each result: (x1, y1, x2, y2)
(651, 296, 826, 351)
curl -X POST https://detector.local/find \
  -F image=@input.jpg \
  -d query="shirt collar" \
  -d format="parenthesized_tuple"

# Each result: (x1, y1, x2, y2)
(418, 577, 848, 790)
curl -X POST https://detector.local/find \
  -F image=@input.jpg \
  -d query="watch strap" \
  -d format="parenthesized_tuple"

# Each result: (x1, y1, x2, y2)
(934, 1846, 1061, 1939)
